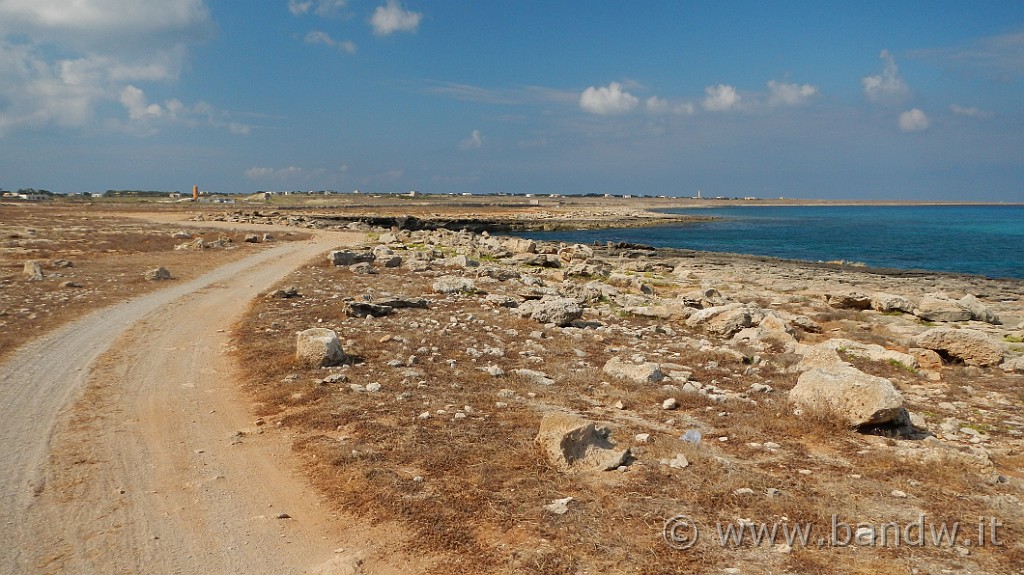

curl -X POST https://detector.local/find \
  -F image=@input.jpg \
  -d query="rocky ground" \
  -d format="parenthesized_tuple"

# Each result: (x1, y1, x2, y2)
(233, 222, 1024, 574)
(0, 206, 306, 361)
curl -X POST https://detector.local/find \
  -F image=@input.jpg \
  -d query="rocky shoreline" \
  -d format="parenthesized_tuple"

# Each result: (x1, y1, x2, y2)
(191, 207, 715, 232)
(233, 213, 1024, 573)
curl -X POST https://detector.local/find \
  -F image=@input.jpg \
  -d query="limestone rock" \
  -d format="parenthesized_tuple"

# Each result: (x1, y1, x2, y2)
(514, 296, 583, 326)
(915, 295, 972, 323)
(915, 328, 1004, 367)
(870, 292, 916, 314)
(685, 303, 755, 337)
(432, 276, 476, 294)
(958, 295, 1001, 325)
(514, 369, 555, 386)
(824, 292, 872, 310)
(345, 302, 393, 318)
(295, 328, 345, 367)
(1001, 356, 1024, 374)
(244, 233, 259, 243)
(145, 267, 171, 281)
(329, 250, 376, 266)
(789, 364, 904, 427)
(535, 412, 630, 473)
(23, 260, 43, 281)
(505, 238, 537, 254)
(602, 357, 664, 384)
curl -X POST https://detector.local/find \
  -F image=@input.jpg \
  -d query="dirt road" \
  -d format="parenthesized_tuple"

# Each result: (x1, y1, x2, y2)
(0, 231, 387, 574)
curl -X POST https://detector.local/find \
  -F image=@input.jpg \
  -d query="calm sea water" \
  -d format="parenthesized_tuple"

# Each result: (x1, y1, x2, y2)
(524, 205, 1024, 279)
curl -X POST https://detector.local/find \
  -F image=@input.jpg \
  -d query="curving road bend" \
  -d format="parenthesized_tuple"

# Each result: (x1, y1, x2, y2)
(0, 232, 381, 575)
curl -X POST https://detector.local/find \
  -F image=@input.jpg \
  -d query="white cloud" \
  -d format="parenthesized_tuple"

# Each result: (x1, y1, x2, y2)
(245, 166, 305, 180)
(950, 104, 993, 119)
(862, 49, 910, 104)
(645, 96, 695, 115)
(371, 0, 422, 36)
(120, 85, 163, 120)
(579, 82, 639, 115)
(702, 84, 741, 112)
(289, 0, 348, 17)
(898, 108, 929, 132)
(459, 129, 483, 150)
(0, 1, 233, 136)
(304, 30, 357, 53)
(767, 80, 818, 106)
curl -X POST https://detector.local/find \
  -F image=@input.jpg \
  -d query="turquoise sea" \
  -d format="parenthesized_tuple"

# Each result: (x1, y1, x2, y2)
(525, 205, 1024, 280)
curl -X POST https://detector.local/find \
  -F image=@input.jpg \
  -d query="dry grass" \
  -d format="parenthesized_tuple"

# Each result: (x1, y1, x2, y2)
(231, 232, 1024, 575)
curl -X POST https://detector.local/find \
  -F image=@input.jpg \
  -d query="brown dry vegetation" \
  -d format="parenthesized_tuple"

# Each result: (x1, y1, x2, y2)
(233, 234, 1024, 574)
(0, 204, 307, 361)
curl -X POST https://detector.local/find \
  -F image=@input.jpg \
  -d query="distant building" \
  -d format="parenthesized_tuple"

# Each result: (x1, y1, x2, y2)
(168, 192, 181, 198)
(16, 192, 48, 201)
(408, 190, 420, 197)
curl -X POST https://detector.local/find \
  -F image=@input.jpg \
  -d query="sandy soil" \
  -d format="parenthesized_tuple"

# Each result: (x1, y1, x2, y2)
(0, 223, 413, 574)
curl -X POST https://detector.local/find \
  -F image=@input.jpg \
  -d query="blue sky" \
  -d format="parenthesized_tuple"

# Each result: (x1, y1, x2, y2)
(1, 1, 1022, 200)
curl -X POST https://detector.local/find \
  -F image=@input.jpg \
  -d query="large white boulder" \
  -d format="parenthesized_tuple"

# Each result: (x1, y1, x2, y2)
(789, 364, 904, 427)
(295, 328, 345, 367)
(915, 328, 1004, 367)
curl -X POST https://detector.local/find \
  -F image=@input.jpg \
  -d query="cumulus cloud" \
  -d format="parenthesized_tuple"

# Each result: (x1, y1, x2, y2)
(289, 0, 349, 17)
(459, 129, 483, 150)
(0, 0, 239, 136)
(862, 49, 910, 104)
(371, 0, 422, 36)
(950, 104, 993, 119)
(766, 80, 818, 106)
(579, 82, 639, 115)
(304, 30, 357, 53)
(898, 108, 929, 132)
(702, 84, 741, 111)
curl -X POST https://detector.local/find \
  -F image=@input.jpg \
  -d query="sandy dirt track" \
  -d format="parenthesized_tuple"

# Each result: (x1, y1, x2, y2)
(0, 229, 391, 575)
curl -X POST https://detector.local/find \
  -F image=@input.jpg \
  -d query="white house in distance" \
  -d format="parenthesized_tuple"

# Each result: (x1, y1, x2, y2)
(2, 191, 48, 201)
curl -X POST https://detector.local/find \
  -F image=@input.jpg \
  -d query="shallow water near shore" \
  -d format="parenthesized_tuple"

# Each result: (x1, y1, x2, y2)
(525, 204, 1024, 279)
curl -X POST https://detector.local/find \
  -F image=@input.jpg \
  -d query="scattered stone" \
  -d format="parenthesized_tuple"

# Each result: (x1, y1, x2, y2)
(959, 295, 1002, 325)
(870, 292, 916, 314)
(514, 296, 583, 326)
(145, 267, 171, 281)
(329, 250, 375, 266)
(789, 364, 904, 427)
(915, 294, 972, 323)
(543, 497, 574, 515)
(915, 328, 1005, 367)
(269, 286, 300, 299)
(23, 260, 44, 280)
(244, 233, 260, 243)
(824, 292, 873, 310)
(535, 412, 630, 473)
(60, 280, 82, 288)
(51, 258, 73, 268)
(349, 262, 377, 274)
(659, 453, 689, 469)
(602, 357, 664, 383)
(432, 276, 476, 294)
(514, 369, 555, 386)
(662, 398, 678, 410)
(346, 301, 393, 318)
(295, 328, 345, 367)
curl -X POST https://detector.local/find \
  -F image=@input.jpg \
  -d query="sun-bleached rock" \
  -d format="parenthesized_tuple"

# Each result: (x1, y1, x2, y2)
(514, 296, 583, 326)
(602, 357, 664, 384)
(915, 328, 1004, 367)
(295, 328, 345, 367)
(789, 364, 904, 427)
(535, 412, 630, 473)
